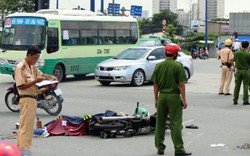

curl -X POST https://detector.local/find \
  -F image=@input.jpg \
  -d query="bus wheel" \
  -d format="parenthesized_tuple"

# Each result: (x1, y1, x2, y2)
(99, 81, 111, 86)
(73, 74, 86, 79)
(53, 64, 65, 82)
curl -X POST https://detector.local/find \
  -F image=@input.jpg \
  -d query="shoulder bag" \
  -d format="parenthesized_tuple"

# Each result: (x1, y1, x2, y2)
(225, 50, 232, 68)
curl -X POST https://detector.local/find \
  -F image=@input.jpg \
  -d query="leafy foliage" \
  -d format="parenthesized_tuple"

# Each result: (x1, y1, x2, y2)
(210, 18, 229, 22)
(182, 32, 219, 50)
(0, 0, 34, 20)
(151, 10, 178, 27)
(139, 9, 179, 36)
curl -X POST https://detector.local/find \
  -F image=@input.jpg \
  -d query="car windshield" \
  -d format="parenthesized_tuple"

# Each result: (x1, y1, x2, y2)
(114, 48, 150, 60)
(139, 40, 162, 47)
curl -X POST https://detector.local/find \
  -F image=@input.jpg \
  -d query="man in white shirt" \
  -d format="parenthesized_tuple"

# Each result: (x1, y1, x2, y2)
(232, 39, 241, 52)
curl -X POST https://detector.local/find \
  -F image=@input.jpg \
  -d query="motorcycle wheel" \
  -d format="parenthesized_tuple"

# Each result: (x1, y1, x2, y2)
(5, 91, 20, 112)
(44, 92, 62, 116)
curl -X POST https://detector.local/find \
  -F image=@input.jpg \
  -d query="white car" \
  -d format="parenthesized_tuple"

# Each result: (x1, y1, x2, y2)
(95, 46, 194, 86)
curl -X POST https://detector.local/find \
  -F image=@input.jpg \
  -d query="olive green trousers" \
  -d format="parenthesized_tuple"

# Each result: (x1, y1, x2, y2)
(155, 93, 185, 153)
(233, 70, 250, 103)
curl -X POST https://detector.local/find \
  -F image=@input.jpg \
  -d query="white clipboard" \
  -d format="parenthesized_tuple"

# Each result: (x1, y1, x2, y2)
(36, 80, 59, 87)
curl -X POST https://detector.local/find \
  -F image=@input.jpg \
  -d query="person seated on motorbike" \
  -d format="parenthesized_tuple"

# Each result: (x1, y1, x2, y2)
(190, 44, 198, 59)
(199, 47, 208, 60)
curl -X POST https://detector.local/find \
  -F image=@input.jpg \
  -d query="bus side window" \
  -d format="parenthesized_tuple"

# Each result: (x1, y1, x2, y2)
(115, 30, 130, 44)
(47, 28, 59, 53)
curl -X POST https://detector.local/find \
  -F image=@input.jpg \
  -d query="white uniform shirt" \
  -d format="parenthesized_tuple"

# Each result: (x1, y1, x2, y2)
(232, 41, 241, 51)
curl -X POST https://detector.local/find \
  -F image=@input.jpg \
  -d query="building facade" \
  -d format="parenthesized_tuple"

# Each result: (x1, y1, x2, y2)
(177, 9, 189, 26)
(152, 0, 160, 15)
(229, 12, 250, 34)
(138, 10, 150, 20)
(152, 0, 177, 15)
(198, 0, 225, 20)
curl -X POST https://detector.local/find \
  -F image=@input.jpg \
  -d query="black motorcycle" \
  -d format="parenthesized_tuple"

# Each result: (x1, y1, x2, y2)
(89, 102, 170, 139)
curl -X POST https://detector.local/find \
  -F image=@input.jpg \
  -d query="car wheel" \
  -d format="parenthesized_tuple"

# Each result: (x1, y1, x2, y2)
(99, 81, 111, 86)
(184, 67, 190, 83)
(131, 69, 145, 86)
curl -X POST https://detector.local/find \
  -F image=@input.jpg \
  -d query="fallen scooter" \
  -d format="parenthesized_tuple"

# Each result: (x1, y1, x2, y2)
(5, 81, 63, 116)
(89, 102, 170, 139)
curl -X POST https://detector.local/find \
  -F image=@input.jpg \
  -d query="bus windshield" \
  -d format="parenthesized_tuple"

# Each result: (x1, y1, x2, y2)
(2, 17, 46, 50)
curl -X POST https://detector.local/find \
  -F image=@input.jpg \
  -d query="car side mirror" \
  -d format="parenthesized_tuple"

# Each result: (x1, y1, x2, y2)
(148, 56, 156, 61)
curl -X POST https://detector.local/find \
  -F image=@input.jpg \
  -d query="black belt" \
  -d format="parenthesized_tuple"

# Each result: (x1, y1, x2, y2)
(19, 95, 37, 99)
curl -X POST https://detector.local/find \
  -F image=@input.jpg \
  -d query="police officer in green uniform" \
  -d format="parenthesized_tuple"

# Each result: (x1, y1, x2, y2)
(233, 41, 250, 105)
(152, 43, 191, 156)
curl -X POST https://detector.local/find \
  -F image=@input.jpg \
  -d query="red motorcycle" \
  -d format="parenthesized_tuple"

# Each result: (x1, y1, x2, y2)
(5, 81, 63, 116)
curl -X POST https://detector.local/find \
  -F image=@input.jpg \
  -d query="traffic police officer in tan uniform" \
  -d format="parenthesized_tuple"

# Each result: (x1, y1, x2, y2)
(152, 43, 191, 156)
(15, 47, 57, 156)
(217, 39, 235, 95)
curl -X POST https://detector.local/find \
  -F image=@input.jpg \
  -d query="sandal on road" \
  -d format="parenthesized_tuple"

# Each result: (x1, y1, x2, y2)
(185, 124, 199, 129)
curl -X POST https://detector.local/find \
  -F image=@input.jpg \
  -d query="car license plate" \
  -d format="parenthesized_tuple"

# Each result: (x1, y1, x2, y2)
(100, 73, 110, 76)
(54, 88, 63, 96)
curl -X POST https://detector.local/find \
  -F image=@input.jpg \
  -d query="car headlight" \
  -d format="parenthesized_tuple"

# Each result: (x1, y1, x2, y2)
(95, 65, 100, 70)
(0, 58, 8, 65)
(36, 59, 45, 67)
(113, 66, 130, 71)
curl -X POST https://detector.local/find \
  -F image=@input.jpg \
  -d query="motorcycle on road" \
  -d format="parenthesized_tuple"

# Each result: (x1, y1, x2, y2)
(5, 81, 63, 116)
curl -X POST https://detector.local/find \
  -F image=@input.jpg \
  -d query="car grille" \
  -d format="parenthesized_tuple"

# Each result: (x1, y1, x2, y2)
(99, 76, 114, 80)
(100, 66, 114, 71)
(8, 59, 19, 65)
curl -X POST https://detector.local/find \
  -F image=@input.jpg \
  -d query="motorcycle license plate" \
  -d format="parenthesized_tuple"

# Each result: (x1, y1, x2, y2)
(54, 88, 63, 96)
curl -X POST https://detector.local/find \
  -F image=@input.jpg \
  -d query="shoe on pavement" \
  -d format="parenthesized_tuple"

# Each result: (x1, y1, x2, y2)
(243, 102, 250, 105)
(218, 93, 224, 95)
(157, 151, 164, 155)
(175, 151, 192, 156)
(21, 150, 31, 156)
(224, 93, 232, 95)
(233, 102, 238, 105)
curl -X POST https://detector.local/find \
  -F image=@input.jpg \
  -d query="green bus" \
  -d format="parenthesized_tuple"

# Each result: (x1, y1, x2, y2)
(0, 9, 139, 81)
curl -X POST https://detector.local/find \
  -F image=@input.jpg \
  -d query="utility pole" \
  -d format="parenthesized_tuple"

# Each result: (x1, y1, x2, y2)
(189, 0, 192, 31)
(112, 0, 115, 16)
(121, 7, 126, 16)
(90, 0, 95, 12)
(205, 0, 208, 48)
(100, 0, 104, 13)
(56, 0, 59, 9)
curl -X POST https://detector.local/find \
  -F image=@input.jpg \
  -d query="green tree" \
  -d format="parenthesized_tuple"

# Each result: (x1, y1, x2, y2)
(167, 24, 176, 37)
(151, 10, 178, 27)
(183, 32, 219, 50)
(139, 10, 178, 35)
(164, 24, 176, 42)
(0, 0, 34, 21)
